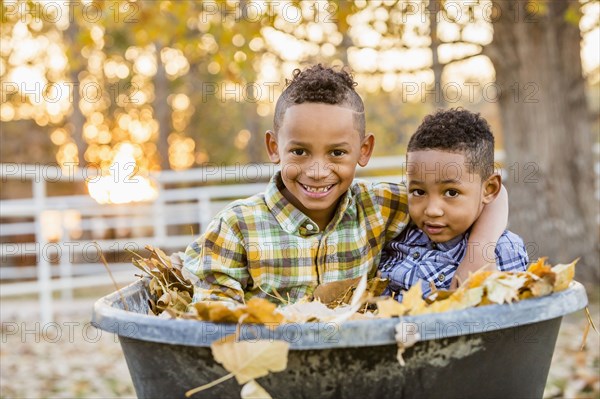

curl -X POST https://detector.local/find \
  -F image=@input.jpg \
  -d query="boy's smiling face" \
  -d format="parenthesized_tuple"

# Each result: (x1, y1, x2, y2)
(407, 150, 500, 243)
(266, 103, 374, 230)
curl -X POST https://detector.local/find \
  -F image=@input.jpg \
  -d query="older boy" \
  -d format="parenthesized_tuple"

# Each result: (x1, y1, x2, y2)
(184, 66, 508, 304)
(379, 109, 529, 300)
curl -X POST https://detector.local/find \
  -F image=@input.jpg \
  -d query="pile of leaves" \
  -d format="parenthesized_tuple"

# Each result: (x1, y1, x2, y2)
(126, 246, 580, 398)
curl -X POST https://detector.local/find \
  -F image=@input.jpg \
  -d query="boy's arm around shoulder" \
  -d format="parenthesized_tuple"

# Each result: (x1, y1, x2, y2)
(183, 214, 250, 304)
(452, 184, 508, 287)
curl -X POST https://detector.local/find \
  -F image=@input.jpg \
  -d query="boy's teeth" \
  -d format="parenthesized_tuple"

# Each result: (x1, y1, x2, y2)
(303, 184, 332, 193)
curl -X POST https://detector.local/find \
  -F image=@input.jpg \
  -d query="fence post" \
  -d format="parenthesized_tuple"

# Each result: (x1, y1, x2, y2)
(33, 177, 52, 324)
(59, 216, 73, 300)
(153, 182, 166, 246)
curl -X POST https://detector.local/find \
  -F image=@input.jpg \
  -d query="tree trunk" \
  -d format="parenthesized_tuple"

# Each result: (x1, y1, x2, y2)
(429, 0, 446, 109)
(154, 44, 171, 170)
(485, 1, 599, 283)
(65, 16, 86, 167)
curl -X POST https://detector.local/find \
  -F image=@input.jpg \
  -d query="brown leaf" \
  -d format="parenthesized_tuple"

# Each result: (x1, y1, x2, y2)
(313, 277, 361, 304)
(367, 277, 389, 297)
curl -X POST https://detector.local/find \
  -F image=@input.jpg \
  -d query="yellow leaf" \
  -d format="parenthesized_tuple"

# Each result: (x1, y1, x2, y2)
(376, 297, 407, 317)
(209, 304, 243, 323)
(211, 337, 289, 384)
(402, 282, 427, 315)
(527, 257, 550, 277)
(552, 258, 578, 292)
(421, 287, 484, 315)
(240, 380, 273, 399)
(243, 298, 284, 326)
(484, 273, 528, 304)
(466, 270, 493, 289)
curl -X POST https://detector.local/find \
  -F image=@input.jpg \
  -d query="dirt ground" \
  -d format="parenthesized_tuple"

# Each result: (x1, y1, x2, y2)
(0, 297, 598, 398)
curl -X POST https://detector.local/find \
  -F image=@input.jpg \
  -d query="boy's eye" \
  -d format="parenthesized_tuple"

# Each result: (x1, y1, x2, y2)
(331, 150, 346, 157)
(290, 149, 306, 156)
(445, 189, 459, 198)
(410, 189, 425, 197)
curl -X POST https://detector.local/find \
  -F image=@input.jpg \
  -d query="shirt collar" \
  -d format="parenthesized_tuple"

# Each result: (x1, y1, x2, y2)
(264, 171, 355, 235)
(406, 225, 466, 251)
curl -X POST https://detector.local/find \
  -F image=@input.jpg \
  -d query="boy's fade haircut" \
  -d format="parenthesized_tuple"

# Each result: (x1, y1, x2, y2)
(407, 108, 495, 178)
(273, 64, 366, 137)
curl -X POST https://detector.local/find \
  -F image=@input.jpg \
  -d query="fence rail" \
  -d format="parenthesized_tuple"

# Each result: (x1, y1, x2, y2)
(2, 150, 598, 323)
(0, 157, 409, 322)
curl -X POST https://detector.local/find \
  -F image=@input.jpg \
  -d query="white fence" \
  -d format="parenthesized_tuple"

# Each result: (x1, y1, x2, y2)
(3, 150, 598, 323)
(0, 157, 405, 323)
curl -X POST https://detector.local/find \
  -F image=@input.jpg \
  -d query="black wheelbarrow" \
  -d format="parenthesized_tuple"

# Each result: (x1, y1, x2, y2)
(92, 279, 587, 399)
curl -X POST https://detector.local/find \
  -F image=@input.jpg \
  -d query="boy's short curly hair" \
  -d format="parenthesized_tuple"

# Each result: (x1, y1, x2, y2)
(408, 108, 495, 178)
(274, 64, 366, 137)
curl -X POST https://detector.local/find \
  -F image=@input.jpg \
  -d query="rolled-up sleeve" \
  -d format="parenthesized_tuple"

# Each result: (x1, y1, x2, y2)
(183, 217, 251, 304)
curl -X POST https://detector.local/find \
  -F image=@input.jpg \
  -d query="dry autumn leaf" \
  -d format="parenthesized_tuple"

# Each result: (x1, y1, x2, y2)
(376, 297, 406, 317)
(420, 286, 484, 315)
(313, 277, 361, 304)
(211, 336, 289, 385)
(401, 282, 427, 314)
(277, 299, 339, 323)
(240, 379, 273, 399)
(553, 259, 578, 292)
(243, 298, 284, 326)
(395, 321, 420, 366)
(484, 273, 528, 304)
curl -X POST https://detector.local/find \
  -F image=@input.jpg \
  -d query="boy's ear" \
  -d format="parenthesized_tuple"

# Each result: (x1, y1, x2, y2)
(358, 133, 375, 167)
(482, 174, 502, 204)
(265, 130, 280, 163)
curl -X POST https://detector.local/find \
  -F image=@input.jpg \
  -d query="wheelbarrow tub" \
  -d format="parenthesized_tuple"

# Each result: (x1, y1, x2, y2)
(92, 279, 587, 399)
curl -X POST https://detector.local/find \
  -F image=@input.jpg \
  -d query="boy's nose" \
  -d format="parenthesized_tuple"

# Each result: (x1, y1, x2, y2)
(306, 160, 332, 180)
(424, 199, 444, 217)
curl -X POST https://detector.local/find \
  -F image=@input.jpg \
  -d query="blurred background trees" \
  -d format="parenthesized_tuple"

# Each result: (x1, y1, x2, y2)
(1, 0, 598, 280)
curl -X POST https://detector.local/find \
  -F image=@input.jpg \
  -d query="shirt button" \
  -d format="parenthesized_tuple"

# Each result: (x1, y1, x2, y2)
(431, 243, 438, 250)
(413, 252, 420, 260)
(438, 274, 445, 282)
(306, 224, 314, 231)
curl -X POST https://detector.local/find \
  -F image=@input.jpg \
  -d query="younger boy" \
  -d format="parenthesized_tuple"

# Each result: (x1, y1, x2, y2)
(184, 66, 508, 304)
(379, 108, 529, 300)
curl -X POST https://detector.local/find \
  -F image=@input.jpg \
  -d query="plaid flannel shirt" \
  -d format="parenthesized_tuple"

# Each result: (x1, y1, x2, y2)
(379, 224, 529, 301)
(183, 171, 409, 303)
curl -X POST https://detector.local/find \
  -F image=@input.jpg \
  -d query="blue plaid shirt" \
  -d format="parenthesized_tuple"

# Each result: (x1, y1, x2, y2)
(379, 224, 529, 301)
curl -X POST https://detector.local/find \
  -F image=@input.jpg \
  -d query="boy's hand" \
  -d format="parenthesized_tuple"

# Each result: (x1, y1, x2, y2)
(449, 274, 462, 289)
